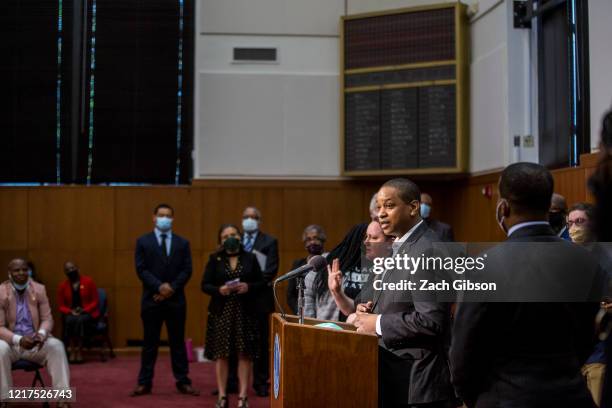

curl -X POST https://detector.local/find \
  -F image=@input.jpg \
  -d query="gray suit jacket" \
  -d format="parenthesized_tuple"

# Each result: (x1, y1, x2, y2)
(371, 222, 454, 405)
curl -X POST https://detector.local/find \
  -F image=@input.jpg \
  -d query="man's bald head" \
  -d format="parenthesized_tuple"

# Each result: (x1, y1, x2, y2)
(550, 193, 567, 213)
(420, 193, 433, 206)
(8, 258, 27, 271)
(7, 258, 29, 286)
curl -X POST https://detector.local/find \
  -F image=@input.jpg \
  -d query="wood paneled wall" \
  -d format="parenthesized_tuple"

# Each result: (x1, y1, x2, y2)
(0, 181, 380, 347)
(0, 154, 598, 346)
(438, 153, 599, 243)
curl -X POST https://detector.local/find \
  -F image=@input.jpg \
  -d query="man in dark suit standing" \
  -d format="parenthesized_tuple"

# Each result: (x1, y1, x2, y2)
(450, 163, 600, 408)
(353, 179, 454, 407)
(241, 206, 279, 397)
(131, 204, 199, 397)
(420, 193, 454, 242)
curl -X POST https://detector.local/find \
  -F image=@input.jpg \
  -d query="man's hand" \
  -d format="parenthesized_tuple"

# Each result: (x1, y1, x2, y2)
(219, 285, 232, 296)
(159, 283, 175, 298)
(71, 308, 81, 316)
(33, 333, 46, 348)
(19, 336, 37, 350)
(235, 282, 249, 294)
(327, 259, 343, 294)
(353, 312, 379, 335)
(153, 294, 166, 303)
(356, 301, 373, 313)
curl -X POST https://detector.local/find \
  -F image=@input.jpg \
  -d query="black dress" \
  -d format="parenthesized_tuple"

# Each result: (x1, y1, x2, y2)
(64, 282, 93, 338)
(204, 257, 260, 360)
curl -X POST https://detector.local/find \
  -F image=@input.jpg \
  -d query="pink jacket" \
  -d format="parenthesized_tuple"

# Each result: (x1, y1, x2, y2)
(0, 280, 54, 344)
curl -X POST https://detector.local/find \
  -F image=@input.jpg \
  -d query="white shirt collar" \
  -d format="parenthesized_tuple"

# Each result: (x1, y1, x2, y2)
(154, 228, 172, 239)
(392, 220, 424, 254)
(557, 225, 568, 237)
(507, 221, 549, 237)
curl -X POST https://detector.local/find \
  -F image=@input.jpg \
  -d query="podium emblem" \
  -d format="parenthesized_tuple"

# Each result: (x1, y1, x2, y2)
(273, 333, 281, 399)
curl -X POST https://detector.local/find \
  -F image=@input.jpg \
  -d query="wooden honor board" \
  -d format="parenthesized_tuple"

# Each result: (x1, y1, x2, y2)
(341, 3, 469, 176)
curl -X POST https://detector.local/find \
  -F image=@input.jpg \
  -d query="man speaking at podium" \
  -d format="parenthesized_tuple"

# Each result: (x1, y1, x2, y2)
(353, 178, 454, 408)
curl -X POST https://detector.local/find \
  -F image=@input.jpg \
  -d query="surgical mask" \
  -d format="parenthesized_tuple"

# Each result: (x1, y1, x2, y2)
(156, 216, 173, 232)
(569, 225, 589, 244)
(548, 211, 565, 234)
(496, 200, 508, 235)
(9, 276, 29, 291)
(242, 218, 259, 233)
(223, 236, 241, 253)
(306, 243, 324, 256)
(420, 203, 431, 219)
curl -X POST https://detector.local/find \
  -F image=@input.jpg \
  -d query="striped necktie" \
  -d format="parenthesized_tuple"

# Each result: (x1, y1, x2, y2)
(244, 234, 254, 252)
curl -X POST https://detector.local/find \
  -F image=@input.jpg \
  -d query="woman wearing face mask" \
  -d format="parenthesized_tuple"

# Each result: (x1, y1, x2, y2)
(327, 221, 394, 322)
(202, 224, 265, 408)
(568, 203, 612, 407)
(57, 261, 99, 363)
(286, 225, 328, 314)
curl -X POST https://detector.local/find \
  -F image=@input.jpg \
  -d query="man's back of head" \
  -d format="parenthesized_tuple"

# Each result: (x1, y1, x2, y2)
(499, 162, 554, 217)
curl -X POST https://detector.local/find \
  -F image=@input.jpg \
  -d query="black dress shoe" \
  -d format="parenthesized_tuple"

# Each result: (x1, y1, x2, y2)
(130, 385, 152, 397)
(254, 385, 269, 397)
(176, 383, 200, 396)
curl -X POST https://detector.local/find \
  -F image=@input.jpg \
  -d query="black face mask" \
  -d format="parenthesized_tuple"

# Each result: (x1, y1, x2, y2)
(306, 243, 324, 256)
(548, 211, 566, 233)
(223, 237, 241, 253)
(66, 271, 79, 282)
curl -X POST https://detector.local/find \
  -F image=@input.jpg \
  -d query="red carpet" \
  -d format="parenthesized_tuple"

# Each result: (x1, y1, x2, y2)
(13, 354, 270, 408)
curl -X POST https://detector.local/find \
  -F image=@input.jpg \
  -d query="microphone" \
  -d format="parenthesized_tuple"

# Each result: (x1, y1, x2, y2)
(274, 255, 328, 284)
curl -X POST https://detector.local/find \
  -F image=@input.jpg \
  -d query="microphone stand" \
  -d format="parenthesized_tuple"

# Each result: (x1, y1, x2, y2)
(296, 276, 305, 325)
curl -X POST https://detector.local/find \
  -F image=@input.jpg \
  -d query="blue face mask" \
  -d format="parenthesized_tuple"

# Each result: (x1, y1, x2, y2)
(420, 203, 432, 219)
(242, 217, 259, 233)
(10, 276, 29, 291)
(156, 216, 173, 232)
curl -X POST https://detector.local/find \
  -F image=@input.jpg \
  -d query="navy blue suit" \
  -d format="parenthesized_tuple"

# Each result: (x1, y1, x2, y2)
(135, 231, 193, 387)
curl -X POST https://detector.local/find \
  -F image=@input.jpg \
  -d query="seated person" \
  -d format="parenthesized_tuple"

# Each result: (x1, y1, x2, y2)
(0, 258, 71, 407)
(57, 261, 99, 363)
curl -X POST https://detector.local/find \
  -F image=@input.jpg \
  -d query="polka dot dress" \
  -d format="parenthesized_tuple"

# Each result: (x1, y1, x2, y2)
(204, 258, 260, 360)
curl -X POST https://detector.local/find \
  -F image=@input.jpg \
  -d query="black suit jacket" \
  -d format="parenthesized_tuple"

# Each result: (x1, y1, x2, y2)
(372, 221, 454, 405)
(425, 218, 454, 242)
(249, 231, 279, 313)
(135, 231, 192, 310)
(201, 251, 265, 315)
(450, 224, 601, 408)
(251, 232, 279, 282)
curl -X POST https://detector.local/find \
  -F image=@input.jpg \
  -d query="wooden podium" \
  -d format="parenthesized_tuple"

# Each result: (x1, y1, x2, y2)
(270, 313, 378, 407)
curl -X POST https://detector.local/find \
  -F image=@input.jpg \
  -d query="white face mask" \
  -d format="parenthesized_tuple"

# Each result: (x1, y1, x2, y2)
(496, 200, 508, 235)
(242, 217, 259, 233)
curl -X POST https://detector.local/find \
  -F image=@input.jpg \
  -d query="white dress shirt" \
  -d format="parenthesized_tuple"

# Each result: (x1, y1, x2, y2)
(154, 228, 172, 255)
(507, 221, 549, 237)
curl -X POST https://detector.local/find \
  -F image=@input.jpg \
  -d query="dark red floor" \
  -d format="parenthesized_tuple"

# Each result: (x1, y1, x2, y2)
(12, 354, 270, 408)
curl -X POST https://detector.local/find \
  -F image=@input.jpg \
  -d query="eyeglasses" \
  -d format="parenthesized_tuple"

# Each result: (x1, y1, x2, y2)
(567, 218, 588, 227)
